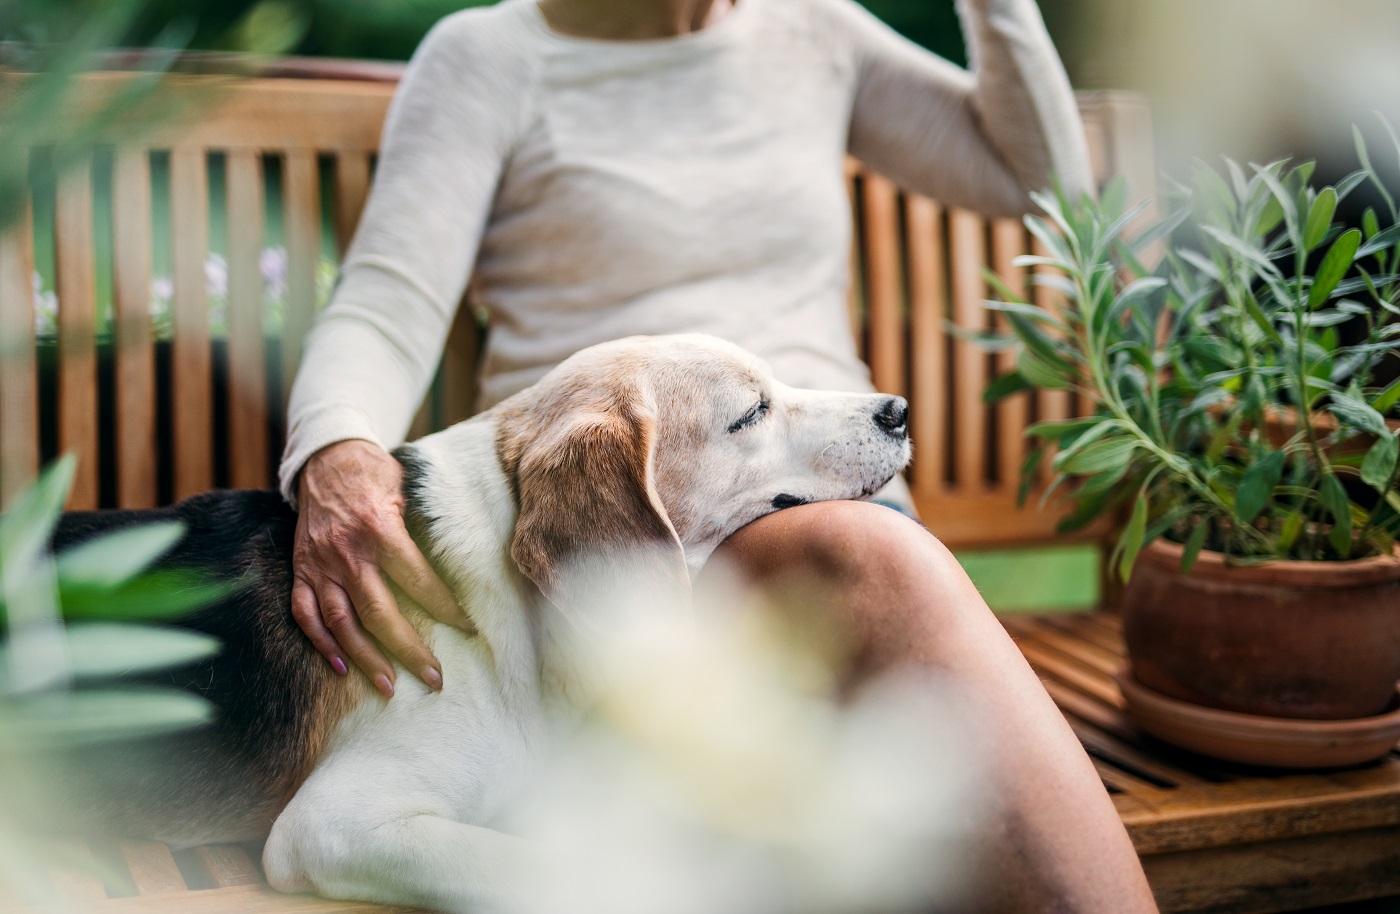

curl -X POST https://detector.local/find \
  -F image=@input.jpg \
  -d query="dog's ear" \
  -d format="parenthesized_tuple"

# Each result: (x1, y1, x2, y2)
(510, 399, 691, 627)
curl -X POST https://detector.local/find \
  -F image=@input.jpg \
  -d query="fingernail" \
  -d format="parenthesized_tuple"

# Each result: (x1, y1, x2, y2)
(424, 667, 443, 690)
(375, 674, 395, 698)
(330, 656, 348, 676)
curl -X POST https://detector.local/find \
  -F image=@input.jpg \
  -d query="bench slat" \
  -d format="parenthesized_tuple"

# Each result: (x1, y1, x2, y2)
(332, 152, 371, 259)
(948, 207, 987, 491)
(170, 146, 214, 498)
(47, 838, 109, 902)
(904, 193, 946, 493)
(193, 844, 263, 888)
(0, 167, 39, 509)
(989, 217, 1029, 494)
(116, 839, 187, 895)
(111, 146, 159, 508)
(226, 149, 270, 489)
(281, 150, 321, 407)
(861, 172, 905, 400)
(55, 155, 101, 509)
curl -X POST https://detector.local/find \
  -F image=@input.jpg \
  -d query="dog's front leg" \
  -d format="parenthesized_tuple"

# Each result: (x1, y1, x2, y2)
(265, 808, 546, 914)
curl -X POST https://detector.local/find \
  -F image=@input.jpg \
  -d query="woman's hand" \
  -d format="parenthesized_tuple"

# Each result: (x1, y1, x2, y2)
(292, 439, 471, 696)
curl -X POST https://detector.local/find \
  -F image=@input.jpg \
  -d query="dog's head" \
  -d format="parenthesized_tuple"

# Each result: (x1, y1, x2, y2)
(495, 334, 910, 617)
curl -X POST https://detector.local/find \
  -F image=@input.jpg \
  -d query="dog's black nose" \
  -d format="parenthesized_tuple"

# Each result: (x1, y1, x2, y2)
(874, 396, 909, 437)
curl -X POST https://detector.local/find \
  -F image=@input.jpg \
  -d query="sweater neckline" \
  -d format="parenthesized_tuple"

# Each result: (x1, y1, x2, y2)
(519, 0, 757, 52)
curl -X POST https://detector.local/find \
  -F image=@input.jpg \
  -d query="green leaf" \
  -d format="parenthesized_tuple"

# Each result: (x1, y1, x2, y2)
(1026, 417, 1103, 441)
(59, 570, 237, 622)
(1372, 376, 1400, 416)
(1363, 207, 1381, 240)
(62, 624, 219, 680)
(0, 688, 212, 748)
(55, 522, 184, 590)
(1329, 391, 1392, 436)
(1242, 293, 1285, 344)
(1277, 511, 1305, 553)
(1016, 350, 1071, 389)
(1303, 186, 1338, 252)
(1180, 519, 1211, 573)
(982, 370, 1032, 403)
(1361, 433, 1399, 491)
(1308, 229, 1363, 309)
(0, 455, 76, 586)
(1236, 450, 1286, 522)
(1357, 223, 1400, 259)
(1320, 471, 1353, 557)
(1058, 436, 1141, 475)
(1117, 493, 1149, 583)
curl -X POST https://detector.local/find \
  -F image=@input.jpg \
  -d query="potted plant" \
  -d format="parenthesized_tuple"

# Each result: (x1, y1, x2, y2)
(982, 122, 1400, 766)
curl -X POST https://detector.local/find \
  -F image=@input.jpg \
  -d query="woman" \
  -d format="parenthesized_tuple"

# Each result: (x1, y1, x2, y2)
(281, 0, 1159, 908)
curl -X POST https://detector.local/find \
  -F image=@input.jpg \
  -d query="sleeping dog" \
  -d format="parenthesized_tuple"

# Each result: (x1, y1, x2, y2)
(48, 333, 911, 911)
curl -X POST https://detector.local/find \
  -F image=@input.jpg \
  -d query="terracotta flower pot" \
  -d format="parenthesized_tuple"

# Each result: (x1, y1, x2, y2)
(1121, 539, 1400, 720)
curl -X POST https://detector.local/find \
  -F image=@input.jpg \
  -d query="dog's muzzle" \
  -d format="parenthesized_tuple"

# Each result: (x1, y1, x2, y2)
(874, 396, 909, 439)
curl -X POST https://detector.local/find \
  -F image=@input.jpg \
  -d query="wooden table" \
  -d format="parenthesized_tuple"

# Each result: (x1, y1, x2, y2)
(13, 611, 1400, 914)
(1004, 611, 1400, 914)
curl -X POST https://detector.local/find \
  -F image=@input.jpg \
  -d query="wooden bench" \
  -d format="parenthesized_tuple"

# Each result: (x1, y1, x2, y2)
(2, 67, 1398, 913)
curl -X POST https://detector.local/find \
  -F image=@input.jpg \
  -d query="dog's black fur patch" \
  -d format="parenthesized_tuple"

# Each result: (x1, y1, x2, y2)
(16, 491, 336, 844)
(771, 494, 809, 510)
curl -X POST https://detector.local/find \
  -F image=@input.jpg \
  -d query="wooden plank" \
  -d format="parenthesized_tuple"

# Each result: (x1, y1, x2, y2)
(1065, 713, 1205, 788)
(1011, 615, 1123, 677)
(916, 488, 1109, 549)
(0, 74, 396, 153)
(904, 194, 946, 494)
(0, 171, 39, 508)
(1093, 756, 1159, 795)
(1117, 763, 1400, 855)
(1030, 236, 1074, 485)
(1015, 638, 1126, 709)
(332, 151, 371, 258)
(989, 217, 1028, 494)
(225, 149, 269, 489)
(1142, 825, 1400, 914)
(170, 147, 213, 498)
(110, 146, 158, 508)
(11, 882, 420, 914)
(861, 172, 905, 398)
(46, 838, 108, 902)
(54, 155, 100, 509)
(192, 844, 262, 888)
(947, 208, 987, 490)
(1037, 612, 1124, 656)
(115, 839, 187, 895)
(439, 304, 481, 428)
(282, 150, 321, 407)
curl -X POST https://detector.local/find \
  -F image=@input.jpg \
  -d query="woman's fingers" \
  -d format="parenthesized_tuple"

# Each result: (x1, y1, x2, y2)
(343, 564, 444, 693)
(291, 576, 349, 676)
(315, 575, 401, 697)
(379, 529, 474, 633)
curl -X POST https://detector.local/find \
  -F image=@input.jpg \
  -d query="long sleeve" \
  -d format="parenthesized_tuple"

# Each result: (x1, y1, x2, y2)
(838, 0, 1093, 216)
(277, 10, 536, 504)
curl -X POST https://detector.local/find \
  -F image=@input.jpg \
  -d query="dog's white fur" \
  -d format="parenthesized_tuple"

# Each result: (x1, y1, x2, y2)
(262, 334, 910, 911)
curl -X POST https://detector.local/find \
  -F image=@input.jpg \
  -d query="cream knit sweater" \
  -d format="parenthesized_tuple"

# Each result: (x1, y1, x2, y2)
(279, 0, 1092, 506)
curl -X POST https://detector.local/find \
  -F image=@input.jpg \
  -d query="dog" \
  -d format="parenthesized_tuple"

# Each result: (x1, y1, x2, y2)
(43, 333, 911, 911)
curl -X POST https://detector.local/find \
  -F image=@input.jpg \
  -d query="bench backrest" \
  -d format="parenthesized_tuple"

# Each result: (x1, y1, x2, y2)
(0, 72, 1155, 548)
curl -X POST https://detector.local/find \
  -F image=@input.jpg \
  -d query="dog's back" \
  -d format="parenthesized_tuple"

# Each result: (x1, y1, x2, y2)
(30, 491, 368, 847)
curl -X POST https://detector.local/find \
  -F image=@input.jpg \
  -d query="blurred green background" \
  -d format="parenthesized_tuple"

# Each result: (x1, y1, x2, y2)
(0, 0, 1093, 74)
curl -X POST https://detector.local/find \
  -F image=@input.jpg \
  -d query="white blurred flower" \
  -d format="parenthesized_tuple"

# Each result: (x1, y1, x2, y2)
(503, 562, 984, 914)
(31, 272, 56, 337)
(260, 246, 288, 302)
(203, 252, 228, 301)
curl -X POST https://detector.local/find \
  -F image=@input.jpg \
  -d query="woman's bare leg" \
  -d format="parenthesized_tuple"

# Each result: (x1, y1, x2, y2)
(704, 500, 1157, 914)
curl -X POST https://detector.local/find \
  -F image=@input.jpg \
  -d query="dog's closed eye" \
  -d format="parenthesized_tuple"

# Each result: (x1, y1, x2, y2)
(727, 399, 770, 433)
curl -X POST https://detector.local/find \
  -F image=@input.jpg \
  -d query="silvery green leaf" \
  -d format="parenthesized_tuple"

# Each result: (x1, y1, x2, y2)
(1360, 434, 1399, 492)
(55, 522, 184, 589)
(1303, 186, 1337, 252)
(62, 624, 218, 679)
(1307, 229, 1362, 309)
(0, 455, 75, 591)
(1329, 392, 1392, 437)
(0, 687, 212, 748)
